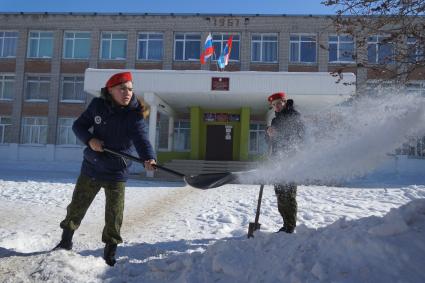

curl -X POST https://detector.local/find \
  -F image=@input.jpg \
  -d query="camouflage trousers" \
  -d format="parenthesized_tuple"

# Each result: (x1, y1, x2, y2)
(60, 174, 126, 244)
(274, 183, 298, 230)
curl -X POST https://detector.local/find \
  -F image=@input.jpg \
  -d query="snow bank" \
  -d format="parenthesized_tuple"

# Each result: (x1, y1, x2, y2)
(3, 197, 423, 283)
(120, 199, 425, 283)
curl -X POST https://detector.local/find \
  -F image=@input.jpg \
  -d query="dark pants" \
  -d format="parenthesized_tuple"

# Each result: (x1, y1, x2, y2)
(274, 183, 297, 231)
(60, 174, 126, 244)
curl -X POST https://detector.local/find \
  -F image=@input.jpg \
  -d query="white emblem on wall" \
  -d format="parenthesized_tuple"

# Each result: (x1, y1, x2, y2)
(94, 116, 102, 124)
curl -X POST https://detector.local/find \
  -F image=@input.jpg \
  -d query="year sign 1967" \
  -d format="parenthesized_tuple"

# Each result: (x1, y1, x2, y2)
(212, 18, 241, 27)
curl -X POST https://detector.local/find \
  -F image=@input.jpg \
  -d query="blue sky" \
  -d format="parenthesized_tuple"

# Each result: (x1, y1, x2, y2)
(0, 0, 336, 14)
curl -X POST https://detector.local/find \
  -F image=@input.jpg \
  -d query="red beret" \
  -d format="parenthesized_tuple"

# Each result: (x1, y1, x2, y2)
(105, 72, 133, 88)
(268, 92, 286, 103)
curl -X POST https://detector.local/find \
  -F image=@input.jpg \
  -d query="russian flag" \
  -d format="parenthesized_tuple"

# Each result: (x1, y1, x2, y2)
(218, 36, 233, 69)
(200, 33, 214, 64)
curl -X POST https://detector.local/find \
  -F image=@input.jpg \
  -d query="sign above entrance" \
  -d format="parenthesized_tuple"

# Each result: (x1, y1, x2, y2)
(204, 113, 240, 122)
(211, 77, 230, 91)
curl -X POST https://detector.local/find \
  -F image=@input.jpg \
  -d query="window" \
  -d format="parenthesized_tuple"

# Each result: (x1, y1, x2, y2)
(27, 31, 53, 58)
(63, 31, 91, 59)
(0, 116, 12, 143)
(365, 80, 396, 96)
(212, 33, 240, 61)
(174, 33, 201, 61)
(61, 76, 86, 102)
(406, 81, 425, 96)
(137, 32, 163, 60)
(25, 76, 50, 101)
(396, 136, 425, 158)
(0, 74, 14, 100)
(251, 34, 278, 63)
(249, 123, 267, 154)
(290, 34, 316, 63)
(416, 136, 425, 157)
(100, 32, 127, 60)
(173, 120, 190, 151)
(368, 35, 394, 64)
(21, 116, 48, 144)
(57, 117, 81, 145)
(329, 35, 355, 63)
(407, 37, 424, 63)
(0, 31, 18, 58)
(155, 114, 169, 151)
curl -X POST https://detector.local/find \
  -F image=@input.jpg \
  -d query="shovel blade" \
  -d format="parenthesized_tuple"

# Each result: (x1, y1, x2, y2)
(247, 222, 261, 238)
(184, 172, 238, 189)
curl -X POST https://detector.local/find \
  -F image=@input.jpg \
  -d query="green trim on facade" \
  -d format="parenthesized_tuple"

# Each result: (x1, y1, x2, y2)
(239, 107, 250, 161)
(249, 153, 268, 161)
(157, 151, 191, 163)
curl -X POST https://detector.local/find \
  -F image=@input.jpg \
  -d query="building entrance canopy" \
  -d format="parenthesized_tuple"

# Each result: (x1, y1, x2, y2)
(84, 69, 355, 115)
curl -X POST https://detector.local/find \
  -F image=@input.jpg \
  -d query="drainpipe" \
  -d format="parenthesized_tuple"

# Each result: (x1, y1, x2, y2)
(147, 104, 158, 177)
(168, 116, 174, 151)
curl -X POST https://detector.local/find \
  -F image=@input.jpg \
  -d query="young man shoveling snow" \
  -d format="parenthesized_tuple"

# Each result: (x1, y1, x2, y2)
(54, 72, 156, 266)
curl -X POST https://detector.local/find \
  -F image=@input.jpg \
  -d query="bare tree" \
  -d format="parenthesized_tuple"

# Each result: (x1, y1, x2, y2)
(322, 0, 425, 83)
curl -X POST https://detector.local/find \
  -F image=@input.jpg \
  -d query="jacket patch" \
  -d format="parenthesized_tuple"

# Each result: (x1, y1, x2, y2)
(94, 116, 102, 124)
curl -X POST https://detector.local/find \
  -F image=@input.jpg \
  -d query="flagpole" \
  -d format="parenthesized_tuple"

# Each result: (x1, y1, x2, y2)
(213, 50, 220, 72)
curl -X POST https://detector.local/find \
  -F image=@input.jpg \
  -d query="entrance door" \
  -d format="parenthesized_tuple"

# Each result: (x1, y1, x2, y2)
(205, 125, 233, 161)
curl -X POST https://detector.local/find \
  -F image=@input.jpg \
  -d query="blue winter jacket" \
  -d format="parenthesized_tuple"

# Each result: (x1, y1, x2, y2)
(72, 94, 156, 182)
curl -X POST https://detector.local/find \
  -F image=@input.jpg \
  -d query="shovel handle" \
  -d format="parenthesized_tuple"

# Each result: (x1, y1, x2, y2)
(154, 164, 185, 178)
(103, 148, 185, 178)
(248, 184, 265, 238)
(254, 184, 264, 225)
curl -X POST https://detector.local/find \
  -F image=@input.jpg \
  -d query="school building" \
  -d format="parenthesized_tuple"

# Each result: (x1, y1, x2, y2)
(0, 12, 423, 175)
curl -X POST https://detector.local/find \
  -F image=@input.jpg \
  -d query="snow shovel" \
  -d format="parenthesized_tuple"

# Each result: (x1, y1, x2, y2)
(247, 184, 264, 238)
(103, 148, 240, 189)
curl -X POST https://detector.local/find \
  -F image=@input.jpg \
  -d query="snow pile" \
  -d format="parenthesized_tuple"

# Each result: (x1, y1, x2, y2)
(2, 199, 424, 283)
(247, 93, 425, 185)
(114, 199, 425, 283)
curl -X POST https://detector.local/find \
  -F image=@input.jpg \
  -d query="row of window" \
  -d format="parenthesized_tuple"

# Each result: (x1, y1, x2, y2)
(2, 115, 424, 157)
(0, 116, 191, 150)
(365, 80, 425, 96)
(3, 30, 422, 64)
(396, 136, 425, 157)
(0, 74, 86, 102)
(0, 116, 80, 145)
(0, 115, 269, 154)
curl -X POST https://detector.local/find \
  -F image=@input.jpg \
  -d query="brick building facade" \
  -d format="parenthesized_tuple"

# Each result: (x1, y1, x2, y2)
(0, 12, 424, 161)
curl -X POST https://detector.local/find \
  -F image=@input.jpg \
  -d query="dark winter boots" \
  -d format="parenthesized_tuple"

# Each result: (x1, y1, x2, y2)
(277, 226, 295, 234)
(53, 229, 74, 250)
(103, 243, 117, 266)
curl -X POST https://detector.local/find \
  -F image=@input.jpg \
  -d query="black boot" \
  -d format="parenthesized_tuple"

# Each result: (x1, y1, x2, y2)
(53, 229, 74, 250)
(277, 226, 295, 234)
(103, 243, 117, 266)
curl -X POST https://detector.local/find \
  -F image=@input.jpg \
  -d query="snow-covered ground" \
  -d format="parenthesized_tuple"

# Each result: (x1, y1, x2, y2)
(0, 161, 424, 283)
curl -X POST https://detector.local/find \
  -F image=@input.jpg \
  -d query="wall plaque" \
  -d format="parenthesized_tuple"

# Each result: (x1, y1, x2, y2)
(211, 77, 230, 91)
